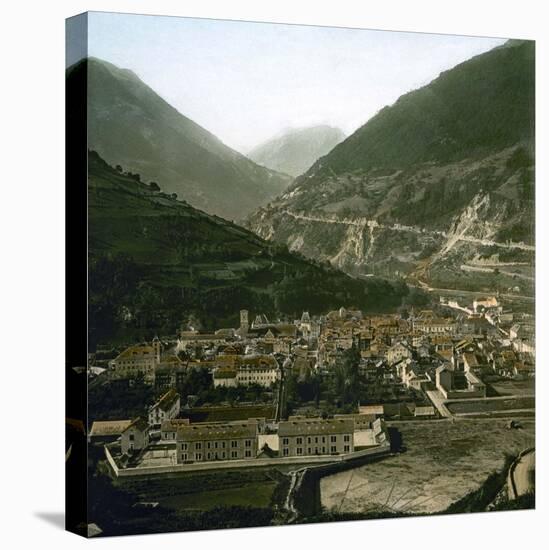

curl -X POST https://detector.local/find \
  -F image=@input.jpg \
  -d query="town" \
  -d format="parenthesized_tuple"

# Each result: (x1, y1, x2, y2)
(88, 293, 535, 478)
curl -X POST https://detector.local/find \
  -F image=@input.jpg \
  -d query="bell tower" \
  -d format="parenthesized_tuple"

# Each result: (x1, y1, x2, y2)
(152, 335, 161, 363)
(240, 309, 249, 332)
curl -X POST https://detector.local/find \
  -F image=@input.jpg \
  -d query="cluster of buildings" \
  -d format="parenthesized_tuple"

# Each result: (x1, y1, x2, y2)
(101, 298, 534, 410)
(91, 294, 534, 471)
(93, 406, 387, 467)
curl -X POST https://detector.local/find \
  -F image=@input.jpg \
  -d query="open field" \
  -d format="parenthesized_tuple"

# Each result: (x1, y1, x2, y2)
(320, 419, 534, 515)
(115, 468, 280, 512)
(161, 482, 277, 511)
(489, 378, 535, 397)
(446, 396, 534, 415)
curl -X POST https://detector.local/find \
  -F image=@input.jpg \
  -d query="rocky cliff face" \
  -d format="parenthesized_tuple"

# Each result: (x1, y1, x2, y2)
(247, 41, 535, 294)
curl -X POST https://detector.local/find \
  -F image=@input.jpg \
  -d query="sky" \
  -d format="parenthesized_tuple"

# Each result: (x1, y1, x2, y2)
(85, 12, 506, 153)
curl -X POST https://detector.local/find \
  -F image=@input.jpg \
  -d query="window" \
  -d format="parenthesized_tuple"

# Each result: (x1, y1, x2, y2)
(207, 452, 211, 460)
(245, 450, 252, 458)
(195, 453, 202, 461)
(283, 448, 289, 456)
(307, 437, 312, 444)
(344, 435, 350, 443)
(297, 448, 303, 455)
(315, 437, 319, 444)
(296, 437, 303, 445)
(181, 443, 188, 450)
(231, 451, 238, 458)
(307, 448, 312, 454)
(129, 434, 134, 441)
(221, 452, 226, 459)
(221, 441, 226, 449)
(207, 442, 211, 449)
(322, 436, 326, 443)
(181, 453, 188, 461)
(245, 439, 252, 447)
(330, 435, 337, 443)
(231, 440, 238, 448)
(195, 442, 202, 450)
(282, 438, 289, 445)
(344, 445, 350, 453)
(331, 446, 337, 453)
(322, 447, 326, 453)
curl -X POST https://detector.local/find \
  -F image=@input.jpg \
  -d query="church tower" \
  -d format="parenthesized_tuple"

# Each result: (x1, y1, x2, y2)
(152, 335, 161, 364)
(240, 309, 249, 332)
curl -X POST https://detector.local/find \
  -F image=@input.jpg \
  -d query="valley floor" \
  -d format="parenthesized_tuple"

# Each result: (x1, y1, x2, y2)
(320, 418, 535, 515)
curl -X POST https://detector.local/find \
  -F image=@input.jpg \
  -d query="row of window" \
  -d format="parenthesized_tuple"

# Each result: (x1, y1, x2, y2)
(281, 434, 351, 446)
(180, 450, 253, 461)
(180, 439, 253, 451)
(281, 445, 351, 456)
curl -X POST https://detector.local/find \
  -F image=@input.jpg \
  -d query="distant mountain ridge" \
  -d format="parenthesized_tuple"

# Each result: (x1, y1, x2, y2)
(67, 57, 292, 220)
(246, 40, 535, 294)
(248, 125, 346, 177)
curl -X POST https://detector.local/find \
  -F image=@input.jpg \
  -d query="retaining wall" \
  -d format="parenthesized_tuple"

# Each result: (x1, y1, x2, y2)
(106, 442, 390, 478)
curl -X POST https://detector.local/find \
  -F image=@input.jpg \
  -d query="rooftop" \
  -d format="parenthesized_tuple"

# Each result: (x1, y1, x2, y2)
(90, 419, 132, 437)
(152, 389, 180, 412)
(177, 421, 258, 441)
(115, 345, 155, 361)
(278, 418, 354, 437)
(123, 417, 149, 433)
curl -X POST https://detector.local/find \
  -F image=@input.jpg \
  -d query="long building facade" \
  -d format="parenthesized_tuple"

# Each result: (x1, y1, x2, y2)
(175, 420, 259, 464)
(278, 418, 354, 457)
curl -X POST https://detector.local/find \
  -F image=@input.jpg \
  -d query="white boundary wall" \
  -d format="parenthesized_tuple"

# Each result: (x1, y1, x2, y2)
(105, 442, 391, 478)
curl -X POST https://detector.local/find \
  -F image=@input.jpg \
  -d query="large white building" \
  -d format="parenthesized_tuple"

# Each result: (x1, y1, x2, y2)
(213, 355, 280, 388)
(109, 337, 161, 383)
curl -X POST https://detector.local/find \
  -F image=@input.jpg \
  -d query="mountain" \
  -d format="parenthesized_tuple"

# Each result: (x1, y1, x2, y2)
(67, 57, 292, 221)
(246, 40, 535, 295)
(87, 152, 411, 347)
(248, 125, 346, 177)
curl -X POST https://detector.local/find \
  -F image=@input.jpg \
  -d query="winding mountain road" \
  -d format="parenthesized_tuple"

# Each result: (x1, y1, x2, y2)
(280, 210, 535, 252)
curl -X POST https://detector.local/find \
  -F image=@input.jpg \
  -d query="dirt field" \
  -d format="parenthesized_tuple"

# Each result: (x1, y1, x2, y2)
(320, 419, 535, 515)
(446, 396, 535, 415)
(489, 378, 535, 397)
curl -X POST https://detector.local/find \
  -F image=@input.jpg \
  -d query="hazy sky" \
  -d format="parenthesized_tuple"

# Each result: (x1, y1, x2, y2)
(86, 12, 506, 153)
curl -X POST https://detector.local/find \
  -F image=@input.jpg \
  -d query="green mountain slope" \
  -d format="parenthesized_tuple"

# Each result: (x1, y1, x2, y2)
(248, 125, 346, 177)
(68, 57, 291, 221)
(246, 40, 535, 294)
(88, 152, 410, 347)
(297, 40, 534, 183)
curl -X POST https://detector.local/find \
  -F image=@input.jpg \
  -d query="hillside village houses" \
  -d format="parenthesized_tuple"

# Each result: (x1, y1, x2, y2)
(435, 350, 487, 399)
(387, 341, 414, 365)
(109, 336, 162, 384)
(101, 300, 534, 396)
(120, 417, 149, 455)
(93, 296, 534, 471)
(148, 388, 181, 430)
(212, 354, 281, 388)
